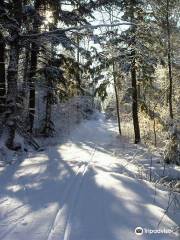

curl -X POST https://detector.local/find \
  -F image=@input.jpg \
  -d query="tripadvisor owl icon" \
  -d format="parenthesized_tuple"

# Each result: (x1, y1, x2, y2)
(135, 227, 143, 236)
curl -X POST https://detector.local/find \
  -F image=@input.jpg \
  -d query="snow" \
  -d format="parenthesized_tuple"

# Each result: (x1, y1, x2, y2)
(0, 113, 179, 240)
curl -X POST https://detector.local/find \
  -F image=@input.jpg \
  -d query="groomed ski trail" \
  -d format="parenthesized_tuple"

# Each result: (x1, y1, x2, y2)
(0, 113, 179, 240)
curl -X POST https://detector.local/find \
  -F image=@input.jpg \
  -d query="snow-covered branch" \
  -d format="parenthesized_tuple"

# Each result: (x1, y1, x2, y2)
(20, 22, 134, 39)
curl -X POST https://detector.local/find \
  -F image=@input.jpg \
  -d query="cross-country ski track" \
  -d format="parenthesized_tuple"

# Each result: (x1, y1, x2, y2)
(0, 113, 179, 240)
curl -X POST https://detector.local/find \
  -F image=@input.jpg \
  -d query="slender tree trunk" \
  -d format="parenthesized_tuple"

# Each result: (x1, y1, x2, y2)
(22, 46, 30, 124)
(130, 0, 141, 144)
(76, 33, 84, 95)
(28, 43, 37, 132)
(77, 34, 80, 87)
(6, 39, 19, 149)
(28, 0, 41, 132)
(0, 33, 6, 113)
(113, 61, 121, 135)
(131, 54, 141, 143)
(43, 65, 54, 136)
(44, 89, 53, 136)
(166, 0, 173, 119)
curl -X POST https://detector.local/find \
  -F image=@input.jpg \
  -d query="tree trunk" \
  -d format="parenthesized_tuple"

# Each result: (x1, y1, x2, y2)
(5, 0, 22, 150)
(43, 66, 54, 137)
(130, 0, 141, 144)
(113, 61, 121, 135)
(28, 43, 37, 132)
(0, 33, 6, 113)
(44, 90, 53, 136)
(28, 0, 41, 132)
(131, 55, 141, 143)
(22, 46, 30, 124)
(77, 34, 80, 88)
(76, 33, 84, 95)
(166, 0, 173, 119)
(5, 39, 19, 149)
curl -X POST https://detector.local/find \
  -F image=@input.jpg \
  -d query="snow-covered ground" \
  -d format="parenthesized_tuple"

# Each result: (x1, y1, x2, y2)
(0, 113, 179, 240)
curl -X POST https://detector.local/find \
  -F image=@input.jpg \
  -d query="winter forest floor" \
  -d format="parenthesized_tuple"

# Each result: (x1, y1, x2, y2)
(0, 113, 179, 240)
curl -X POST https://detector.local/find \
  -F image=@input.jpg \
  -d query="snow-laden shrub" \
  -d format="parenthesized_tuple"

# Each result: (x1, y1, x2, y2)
(35, 96, 96, 146)
(52, 96, 95, 136)
(163, 120, 180, 165)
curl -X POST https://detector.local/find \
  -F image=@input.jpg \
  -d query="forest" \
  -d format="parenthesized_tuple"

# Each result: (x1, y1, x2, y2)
(0, 0, 180, 240)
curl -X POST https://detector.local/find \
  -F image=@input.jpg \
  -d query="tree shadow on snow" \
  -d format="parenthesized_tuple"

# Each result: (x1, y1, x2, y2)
(0, 117, 179, 240)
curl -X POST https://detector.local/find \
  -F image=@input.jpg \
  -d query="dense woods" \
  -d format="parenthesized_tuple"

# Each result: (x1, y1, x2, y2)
(0, 0, 179, 164)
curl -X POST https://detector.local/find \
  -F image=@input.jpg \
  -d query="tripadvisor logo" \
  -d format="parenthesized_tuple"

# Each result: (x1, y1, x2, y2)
(135, 227, 143, 236)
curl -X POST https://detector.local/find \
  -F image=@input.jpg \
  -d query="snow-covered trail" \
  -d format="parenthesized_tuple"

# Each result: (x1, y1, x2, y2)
(0, 114, 179, 240)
